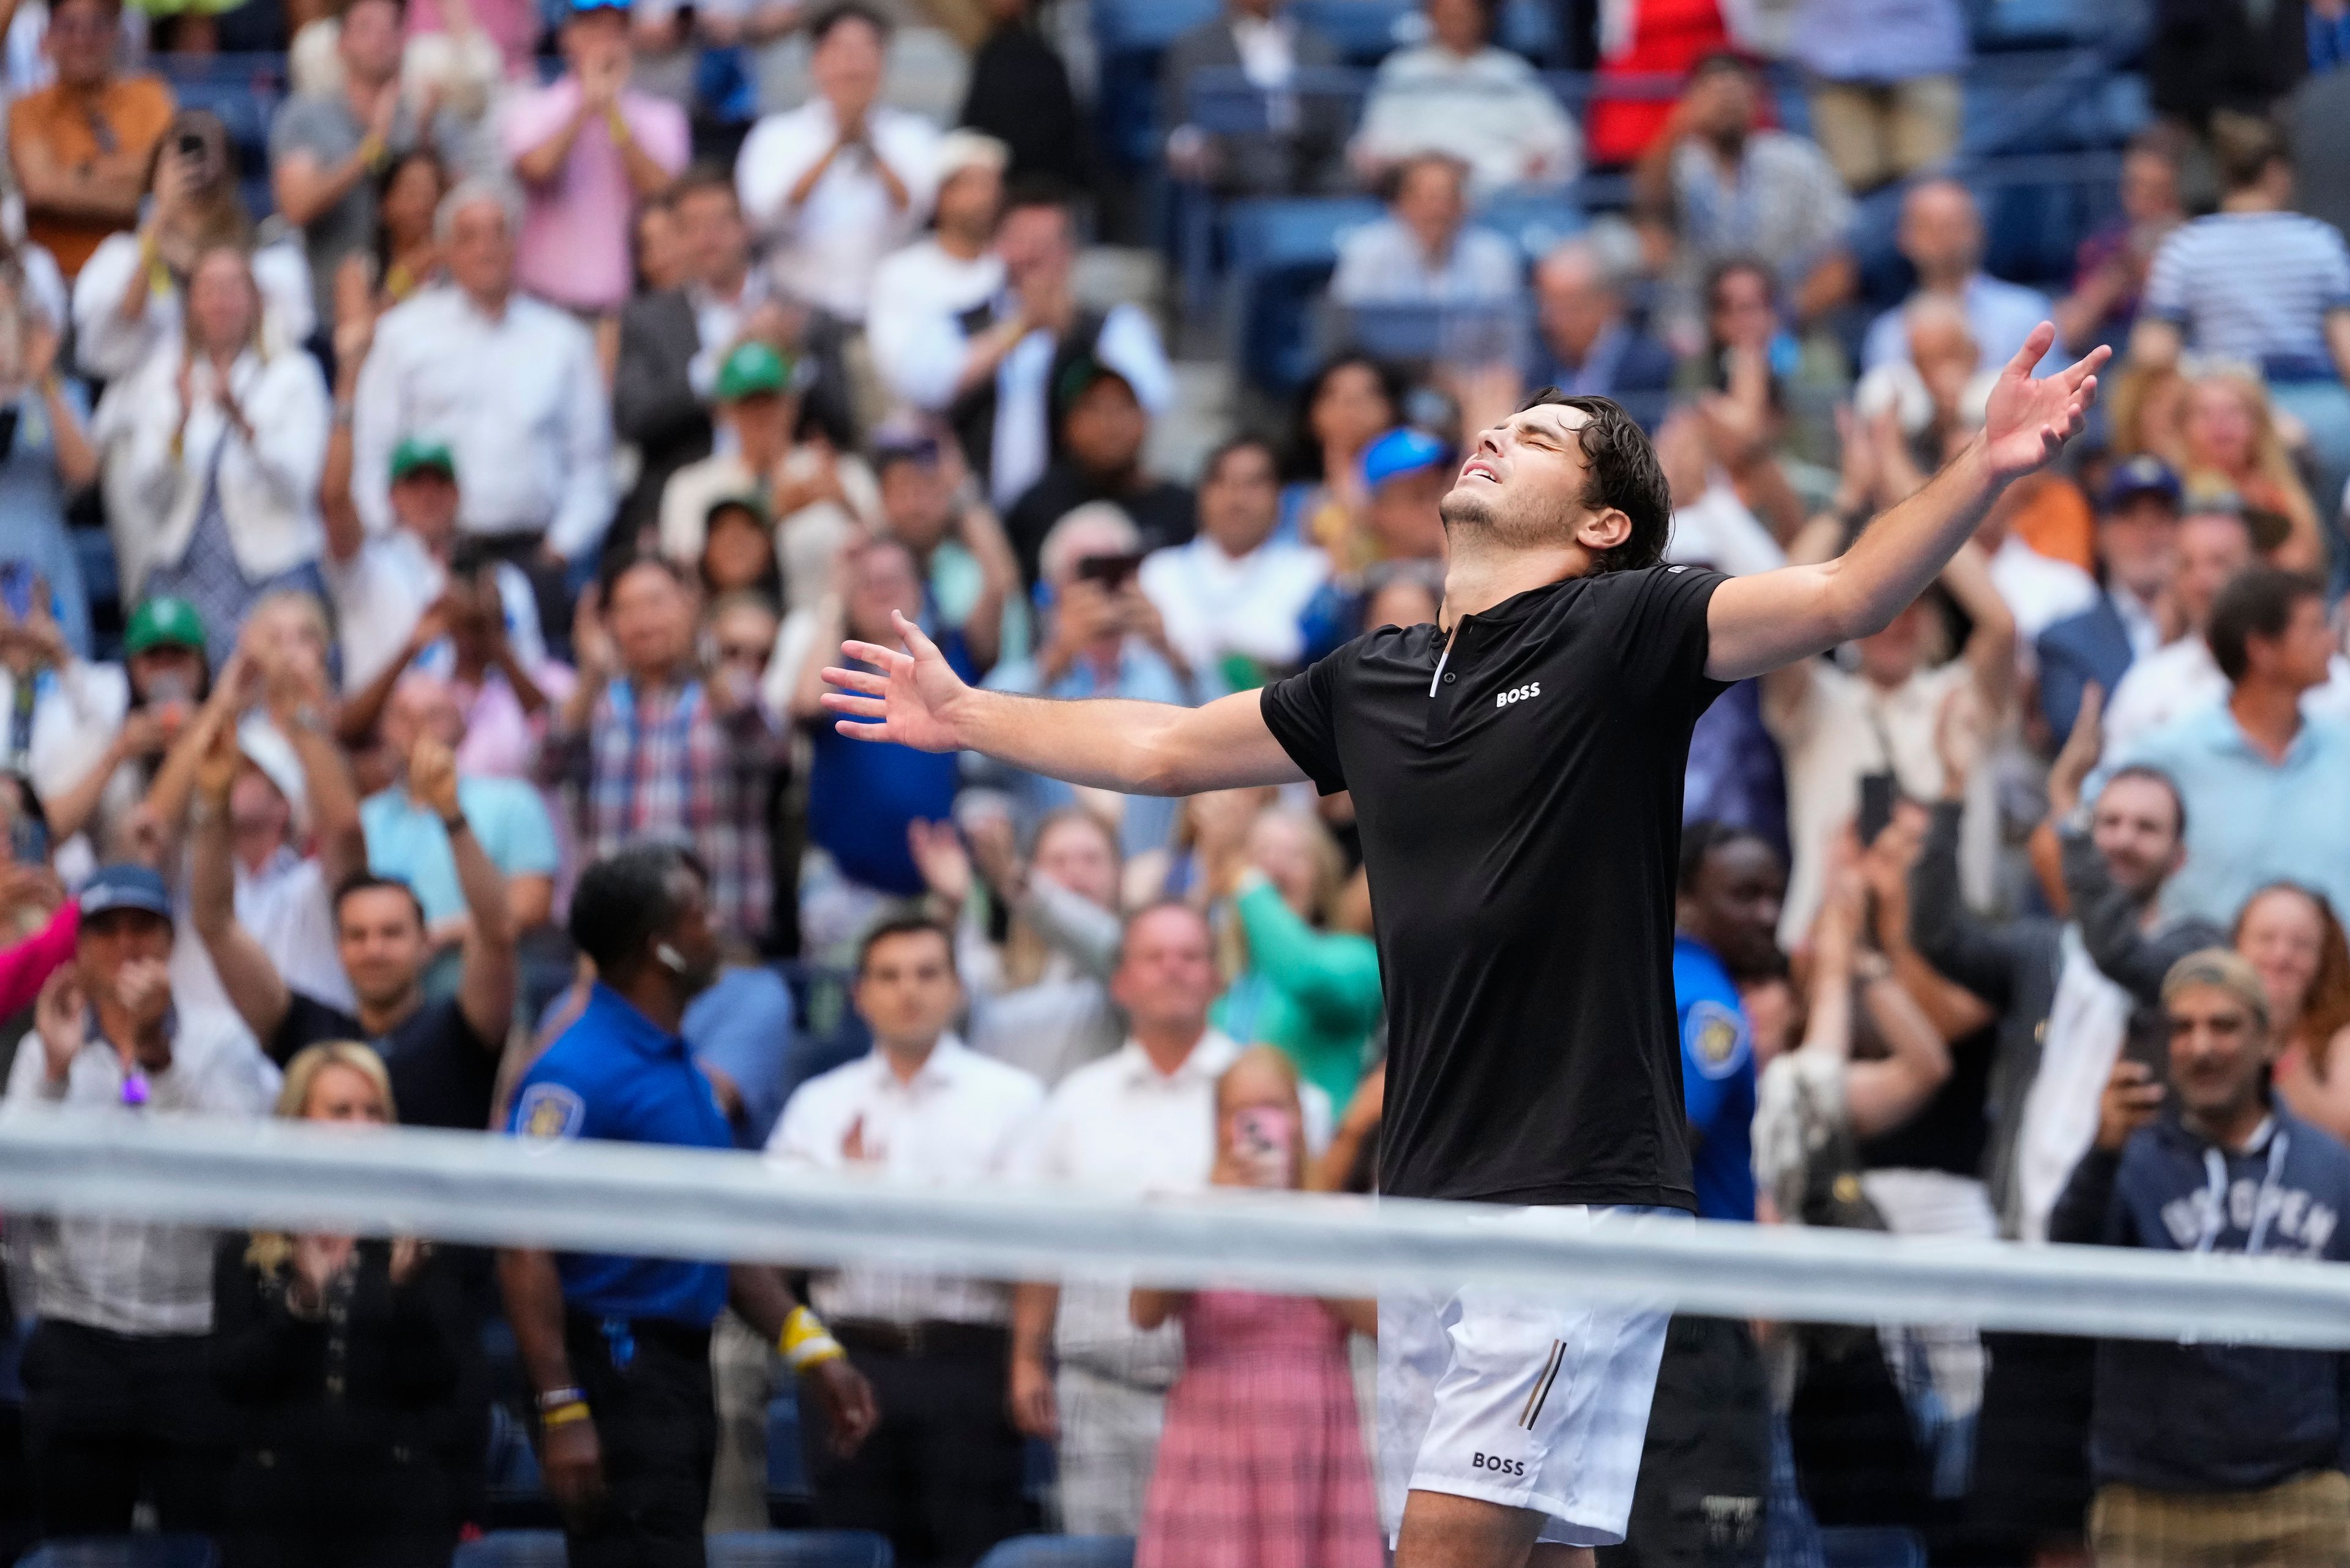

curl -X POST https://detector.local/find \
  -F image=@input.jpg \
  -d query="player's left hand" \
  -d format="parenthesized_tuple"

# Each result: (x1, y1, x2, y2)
(1982, 323, 2110, 481)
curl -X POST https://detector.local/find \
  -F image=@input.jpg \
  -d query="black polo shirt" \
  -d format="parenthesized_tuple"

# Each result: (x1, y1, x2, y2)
(268, 991, 504, 1133)
(1260, 564, 1728, 1209)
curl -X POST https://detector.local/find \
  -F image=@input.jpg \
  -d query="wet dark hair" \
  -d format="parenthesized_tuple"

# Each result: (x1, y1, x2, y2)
(1516, 390, 1673, 572)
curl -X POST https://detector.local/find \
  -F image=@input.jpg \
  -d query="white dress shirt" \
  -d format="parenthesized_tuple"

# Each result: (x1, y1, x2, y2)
(736, 99, 943, 323)
(3, 1009, 279, 1335)
(867, 237, 1007, 409)
(1138, 534, 1329, 673)
(1012, 1030, 1331, 1380)
(769, 1034, 1043, 1326)
(349, 285, 614, 560)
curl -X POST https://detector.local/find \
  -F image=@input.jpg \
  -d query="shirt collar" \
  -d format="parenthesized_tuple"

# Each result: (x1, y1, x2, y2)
(1116, 1028, 1237, 1087)
(864, 1033, 969, 1093)
(586, 982, 688, 1060)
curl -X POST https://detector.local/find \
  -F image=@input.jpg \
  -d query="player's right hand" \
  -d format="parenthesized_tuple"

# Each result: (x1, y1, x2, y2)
(822, 610, 969, 753)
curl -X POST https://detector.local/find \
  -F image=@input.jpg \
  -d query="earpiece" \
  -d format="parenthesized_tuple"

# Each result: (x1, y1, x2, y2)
(655, 943, 689, 975)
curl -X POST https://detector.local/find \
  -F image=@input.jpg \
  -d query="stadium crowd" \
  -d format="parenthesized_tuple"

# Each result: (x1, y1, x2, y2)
(0, 0, 2341, 1562)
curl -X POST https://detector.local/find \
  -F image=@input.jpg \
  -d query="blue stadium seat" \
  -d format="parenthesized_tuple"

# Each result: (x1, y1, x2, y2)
(453, 1533, 569, 1568)
(1220, 196, 1383, 392)
(709, 1531, 895, 1568)
(1818, 1525, 1928, 1568)
(1340, 301, 1531, 369)
(1092, 0, 1221, 171)
(975, 1537, 1135, 1568)
(1475, 188, 1587, 263)
(767, 1391, 807, 1498)
(18, 1537, 219, 1568)
(1290, 0, 1416, 62)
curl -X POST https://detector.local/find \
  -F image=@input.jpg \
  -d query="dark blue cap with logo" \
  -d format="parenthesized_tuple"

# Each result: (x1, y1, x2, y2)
(80, 864, 173, 922)
(2100, 455, 2182, 512)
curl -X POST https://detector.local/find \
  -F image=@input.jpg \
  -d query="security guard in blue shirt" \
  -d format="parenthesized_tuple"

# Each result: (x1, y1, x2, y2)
(499, 844, 877, 1567)
(1600, 823, 1783, 1568)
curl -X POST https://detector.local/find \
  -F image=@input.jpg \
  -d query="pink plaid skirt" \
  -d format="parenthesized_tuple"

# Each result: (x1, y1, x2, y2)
(1135, 1290, 1383, 1568)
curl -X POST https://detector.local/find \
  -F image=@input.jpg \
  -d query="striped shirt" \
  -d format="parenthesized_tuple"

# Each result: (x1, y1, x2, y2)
(2143, 211, 2350, 372)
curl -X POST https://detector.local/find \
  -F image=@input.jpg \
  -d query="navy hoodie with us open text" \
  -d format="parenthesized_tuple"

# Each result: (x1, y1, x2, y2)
(2049, 1102, 2350, 1493)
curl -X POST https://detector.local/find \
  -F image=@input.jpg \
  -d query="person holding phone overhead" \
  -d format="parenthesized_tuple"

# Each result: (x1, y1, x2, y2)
(975, 505, 1221, 861)
(1130, 1046, 1381, 1568)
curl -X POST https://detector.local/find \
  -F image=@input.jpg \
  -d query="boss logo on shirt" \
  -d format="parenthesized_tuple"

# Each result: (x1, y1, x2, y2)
(1471, 1452, 1528, 1477)
(1496, 682, 1542, 709)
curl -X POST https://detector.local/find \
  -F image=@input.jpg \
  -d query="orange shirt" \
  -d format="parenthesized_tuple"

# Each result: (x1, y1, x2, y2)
(8, 75, 175, 278)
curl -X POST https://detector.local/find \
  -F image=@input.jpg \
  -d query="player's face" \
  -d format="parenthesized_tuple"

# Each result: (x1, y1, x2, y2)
(1442, 403, 1627, 560)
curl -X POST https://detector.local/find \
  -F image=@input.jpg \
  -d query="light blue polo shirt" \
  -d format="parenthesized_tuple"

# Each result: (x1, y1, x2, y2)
(2097, 701, 2350, 928)
(360, 775, 560, 924)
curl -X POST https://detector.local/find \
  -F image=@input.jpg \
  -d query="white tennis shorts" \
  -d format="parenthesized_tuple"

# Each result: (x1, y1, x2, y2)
(1377, 1204, 1685, 1548)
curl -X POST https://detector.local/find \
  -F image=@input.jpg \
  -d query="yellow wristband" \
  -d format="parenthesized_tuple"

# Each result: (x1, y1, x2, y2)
(779, 1305, 843, 1372)
(605, 106, 630, 144)
(540, 1398, 591, 1428)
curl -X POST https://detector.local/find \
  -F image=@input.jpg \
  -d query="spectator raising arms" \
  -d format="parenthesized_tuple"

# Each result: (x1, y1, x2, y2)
(735, 2, 941, 327)
(74, 111, 316, 385)
(502, 0, 690, 318)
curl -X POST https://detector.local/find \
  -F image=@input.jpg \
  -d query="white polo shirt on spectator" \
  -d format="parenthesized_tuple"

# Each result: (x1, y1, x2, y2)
(324, 527, 546, 696)
(867, 237, 1005, 408)
(769, 1034, 1043, 1326)
(2, 1009, 279, 1334)
(349, 285, 615, 561)
(736, 98, 943, 324)
(1138, 532, 1329, 674)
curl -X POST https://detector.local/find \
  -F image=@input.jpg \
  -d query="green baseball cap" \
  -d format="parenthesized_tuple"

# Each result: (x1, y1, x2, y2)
(125, 595, 207, 657)
(716, 341, 798, 402)
(389, 436, 457, 485)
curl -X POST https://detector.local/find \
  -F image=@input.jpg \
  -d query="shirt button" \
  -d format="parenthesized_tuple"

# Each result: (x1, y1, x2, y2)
(1442, 671, 1457, 684)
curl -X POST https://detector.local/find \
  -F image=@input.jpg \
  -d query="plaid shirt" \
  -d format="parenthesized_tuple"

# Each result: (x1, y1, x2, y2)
(550, 673, 785, 941)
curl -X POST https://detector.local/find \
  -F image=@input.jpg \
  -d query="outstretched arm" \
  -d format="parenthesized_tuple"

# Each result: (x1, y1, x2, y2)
(1704, 325, 2108, 682)
(820, 613, 1305, 796)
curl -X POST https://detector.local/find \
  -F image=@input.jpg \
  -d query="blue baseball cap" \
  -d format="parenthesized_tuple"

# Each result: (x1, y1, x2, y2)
(1362, 427, 1452, 490)
(80, 864, 172, 922)
(2100, 455, 2182, 513)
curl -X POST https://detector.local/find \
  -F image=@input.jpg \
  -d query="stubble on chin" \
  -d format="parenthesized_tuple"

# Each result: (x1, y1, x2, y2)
(1438, 484, 1491, 533)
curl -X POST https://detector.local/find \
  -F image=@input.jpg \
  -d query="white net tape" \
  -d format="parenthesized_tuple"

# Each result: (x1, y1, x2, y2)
(2, 1111, 2344, 1345)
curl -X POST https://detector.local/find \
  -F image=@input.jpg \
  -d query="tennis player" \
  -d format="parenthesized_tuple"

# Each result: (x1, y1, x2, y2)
(822, 322, 2106, 1568)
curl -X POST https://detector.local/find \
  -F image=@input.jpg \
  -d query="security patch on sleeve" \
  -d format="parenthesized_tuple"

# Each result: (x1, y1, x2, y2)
(517, 1083, 587, 1144)
(1683, 1000, 1751, 1081)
